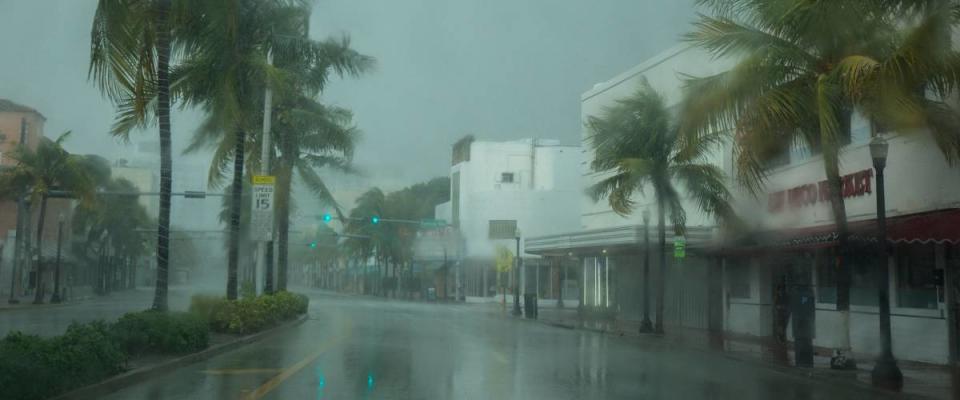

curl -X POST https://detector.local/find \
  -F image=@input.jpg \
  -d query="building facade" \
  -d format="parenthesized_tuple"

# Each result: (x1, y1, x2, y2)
(435, 137, 581, 301)
(526, 44, 960, 366)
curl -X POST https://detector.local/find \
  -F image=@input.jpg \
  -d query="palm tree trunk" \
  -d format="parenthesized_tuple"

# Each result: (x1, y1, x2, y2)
(655, 197, 666, 334)
(826, 112, 855, 369)
(276, 164, 292, 292)
(151, 0, 172, 312)
(227, 128, 246, 300)
(825, 158, 855, 368)
(32, 195, 48, 304)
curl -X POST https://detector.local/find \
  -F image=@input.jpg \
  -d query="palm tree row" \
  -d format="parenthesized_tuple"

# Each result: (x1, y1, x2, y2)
(89, 0, 373, 307)
(587, 0, 960, 366)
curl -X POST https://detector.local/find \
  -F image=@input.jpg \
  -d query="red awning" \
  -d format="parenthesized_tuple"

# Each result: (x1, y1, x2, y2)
(713, 208, 960, 255)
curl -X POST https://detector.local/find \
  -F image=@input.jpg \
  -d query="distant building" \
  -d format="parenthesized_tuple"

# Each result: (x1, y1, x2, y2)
(0, 99, 75, 298)
(111, 159, 160, 219)
(435, 137, 581, 301)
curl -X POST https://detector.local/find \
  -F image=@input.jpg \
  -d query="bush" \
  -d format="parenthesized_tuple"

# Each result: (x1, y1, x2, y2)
(189, 291, 309, 335)
(0, 321, 125, 400)
(112, 311, 209, 356)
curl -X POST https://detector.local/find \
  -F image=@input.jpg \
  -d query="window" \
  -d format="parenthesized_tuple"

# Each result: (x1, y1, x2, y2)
(726, 261, 751, 299)
(896, 244, 939, 309)
(488, 220, 517, 239)
(500, 172, 514, 183)
(816, 249, 837, 303)
(816, 247, 879, 305)
(850, 252, 878, 307)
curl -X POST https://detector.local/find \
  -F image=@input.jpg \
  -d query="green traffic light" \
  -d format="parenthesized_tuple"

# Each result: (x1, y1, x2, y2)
(309, 241, 317, 249)
(371, 216, 380, 224)
(322, 213, 332, 222)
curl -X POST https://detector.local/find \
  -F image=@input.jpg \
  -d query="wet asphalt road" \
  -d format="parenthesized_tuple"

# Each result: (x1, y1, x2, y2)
(94, 291, 904, 400)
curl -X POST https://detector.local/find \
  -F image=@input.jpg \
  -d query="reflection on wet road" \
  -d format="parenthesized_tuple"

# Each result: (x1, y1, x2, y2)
(100, 292, 902, 400)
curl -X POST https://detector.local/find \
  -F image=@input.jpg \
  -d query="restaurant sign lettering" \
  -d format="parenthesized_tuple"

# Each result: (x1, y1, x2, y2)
(768, 169, 874, 213)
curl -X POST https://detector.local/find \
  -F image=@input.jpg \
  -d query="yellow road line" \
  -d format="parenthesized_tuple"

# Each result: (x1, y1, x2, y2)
(242, 318, 352, 400)
(201, 368, 282, 376)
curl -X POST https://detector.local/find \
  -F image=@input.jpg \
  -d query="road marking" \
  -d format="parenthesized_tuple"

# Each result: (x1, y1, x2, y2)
(242, 318, 352, 400)
(201, 368, 282, 376)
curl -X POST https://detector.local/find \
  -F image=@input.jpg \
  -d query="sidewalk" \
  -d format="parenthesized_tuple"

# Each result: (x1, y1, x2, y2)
(0, 285, 97, 311)
(525, 306, 955, 400)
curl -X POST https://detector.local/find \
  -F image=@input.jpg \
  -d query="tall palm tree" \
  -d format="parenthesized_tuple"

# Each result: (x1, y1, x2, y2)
(0, 132, 93, 304)
(89, 0, 187, 311)
(587, 79, 739, 334)
(682, 0, 960, 368)
(176, 0, 372, 298)
(271, 101, 359, 291)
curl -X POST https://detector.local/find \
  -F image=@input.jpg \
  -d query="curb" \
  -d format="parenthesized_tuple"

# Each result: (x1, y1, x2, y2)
(51, 314, 308, 400)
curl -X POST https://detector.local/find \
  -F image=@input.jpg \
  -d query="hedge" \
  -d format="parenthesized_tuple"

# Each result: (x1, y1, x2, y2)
(112, 310, 209, 356)
(0, 310, 212, 400)
(189, 291, 309, 334)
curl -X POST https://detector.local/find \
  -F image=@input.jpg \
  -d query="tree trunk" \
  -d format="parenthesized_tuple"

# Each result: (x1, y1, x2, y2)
(826, 111, 856, 369)
(32, 195, 48, 304)
(655, 196, 666, 334)
(825, 154, 855, 368)
(152, 0, 172, 311)
(227, 127, 246, 300)
(276, 163, 292, 292)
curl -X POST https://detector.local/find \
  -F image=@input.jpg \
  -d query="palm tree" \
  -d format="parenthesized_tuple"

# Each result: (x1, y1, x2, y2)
(0, 132, 94, 304)
(345, 188, 386, 294)
(89, 0, 187, 311)
(587, 79, 738, 334)
(272, 101, 360, 291)
(682, 0, 960, 368)
(176, 0, 372, 298)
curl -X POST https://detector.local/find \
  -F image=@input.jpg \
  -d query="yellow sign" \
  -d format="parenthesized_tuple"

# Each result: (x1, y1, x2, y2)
(252, 175, 276, 185)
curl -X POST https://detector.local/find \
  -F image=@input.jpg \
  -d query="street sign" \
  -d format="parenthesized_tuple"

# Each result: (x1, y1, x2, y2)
(673, 236, 686, 260)
(251, 175, 276, 241)
(420, 219, 448, 229)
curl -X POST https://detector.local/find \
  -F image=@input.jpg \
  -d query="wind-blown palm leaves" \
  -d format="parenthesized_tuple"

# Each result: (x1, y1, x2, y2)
(682, 0, 960, 367)
(0, 132, 94, 304)
(587, 79, 738, 334)
(89, 0, 189, 311)
(176, 0, 372, 297)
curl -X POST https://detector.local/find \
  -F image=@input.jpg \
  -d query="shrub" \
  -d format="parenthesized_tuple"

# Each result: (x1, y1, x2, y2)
(189, 291, 309, 335)
(112, 311, 209, 356)
(0, 321, 125, 400)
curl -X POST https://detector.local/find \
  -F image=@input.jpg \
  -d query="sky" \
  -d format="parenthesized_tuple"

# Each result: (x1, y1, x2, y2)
(0, 0, 696, 206)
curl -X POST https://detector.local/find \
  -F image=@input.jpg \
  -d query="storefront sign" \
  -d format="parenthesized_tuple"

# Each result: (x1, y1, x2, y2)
(768, 169, 874, 213)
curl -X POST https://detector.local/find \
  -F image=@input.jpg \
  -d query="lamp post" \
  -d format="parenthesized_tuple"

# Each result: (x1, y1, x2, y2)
(50, 214, 65, 303)
(869, 135, 903, 389)
(513, 228, 522, 316)
(640, 208, 654, 333)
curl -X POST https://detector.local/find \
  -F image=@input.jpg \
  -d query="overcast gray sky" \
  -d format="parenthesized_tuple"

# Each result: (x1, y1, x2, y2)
(0, 0, 695, 189)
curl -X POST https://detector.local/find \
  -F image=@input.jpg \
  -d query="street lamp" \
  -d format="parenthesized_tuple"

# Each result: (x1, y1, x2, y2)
(50, 213, 65, 303)
(869, 135, 902, 389)
(513, 228, 522, 316)
(640, 208, 654, 333)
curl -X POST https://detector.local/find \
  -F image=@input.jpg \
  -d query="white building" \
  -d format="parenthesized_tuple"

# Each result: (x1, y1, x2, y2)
(527, 43, 960, 366)
(435, 136, 581, 300)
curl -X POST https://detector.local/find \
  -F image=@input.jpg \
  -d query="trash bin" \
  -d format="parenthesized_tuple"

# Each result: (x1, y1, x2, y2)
(523, 294, 538, 319)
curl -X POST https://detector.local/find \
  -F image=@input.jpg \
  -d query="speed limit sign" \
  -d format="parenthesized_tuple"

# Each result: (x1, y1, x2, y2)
(251, 175, 275, 241)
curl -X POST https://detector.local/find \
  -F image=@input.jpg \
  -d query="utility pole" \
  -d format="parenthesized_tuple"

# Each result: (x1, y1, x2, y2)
(257, 49, 274, 295)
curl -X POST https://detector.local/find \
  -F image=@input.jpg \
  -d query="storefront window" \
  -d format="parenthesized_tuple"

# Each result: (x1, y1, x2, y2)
(850, 253, 878, 307)
(815, 250, 836, 303)
(896, 244, 939, 309)
(726, 261, 750, 299)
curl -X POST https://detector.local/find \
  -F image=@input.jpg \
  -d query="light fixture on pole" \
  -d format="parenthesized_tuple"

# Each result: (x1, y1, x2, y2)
(640, 208, 653, 333)
(869, 135, 902, 390)
(50, 213, 65, 303)
(513, 227, 522, 316)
